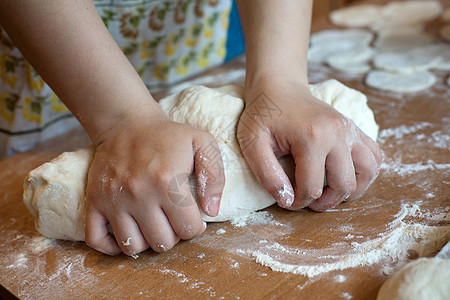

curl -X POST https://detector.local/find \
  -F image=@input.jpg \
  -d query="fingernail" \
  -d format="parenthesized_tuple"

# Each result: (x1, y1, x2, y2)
(274, 184, 294, 207)
(157, 244, 168, 252)
(206, 196, 221, 216)
(203, 221, 207, 231)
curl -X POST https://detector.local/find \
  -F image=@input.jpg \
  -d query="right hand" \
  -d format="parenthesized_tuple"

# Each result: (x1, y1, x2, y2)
(84, 106, 225, 256)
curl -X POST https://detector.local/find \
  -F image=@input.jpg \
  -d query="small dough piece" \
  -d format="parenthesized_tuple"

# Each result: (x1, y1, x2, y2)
(328, 61, 372, 75)
(374, 28, 434, 52)
(377, 257, 450, 300)
(365, 70, 436, 93)
(310, 29, 373, 47)
(329, 4, 383, 27)
(326, 46, 374, 65)
(308, 29, 373, 64)
(415, 44, 450, 71)
(373, 49, 440, 74)
(440, 24, 450, 42)
(325, 46, 374, 75)
(381, 1, 443, 24)
(24, 81, 379, 241)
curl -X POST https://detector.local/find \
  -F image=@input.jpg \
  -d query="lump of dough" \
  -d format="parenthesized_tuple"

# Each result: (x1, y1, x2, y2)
(23, 80, 379, 241)
(377, 257, 450, 300)
(23, 147, 94, 241)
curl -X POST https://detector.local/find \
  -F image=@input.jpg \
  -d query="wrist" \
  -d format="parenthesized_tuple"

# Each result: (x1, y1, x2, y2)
(244, 72, 310, 101)
(83, 97, 166, 145)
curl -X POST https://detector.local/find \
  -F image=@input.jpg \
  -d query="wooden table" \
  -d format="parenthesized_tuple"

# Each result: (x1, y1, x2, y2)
(1, 1, 449, 299)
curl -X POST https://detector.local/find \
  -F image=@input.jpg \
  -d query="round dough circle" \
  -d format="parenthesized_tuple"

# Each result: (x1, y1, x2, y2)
(377, 257, 450, 300)
(308, 29, 373, 64)
(329, 4, 383, 27)
(374, 28, 434, 52)
(381, 1, 443, 24)
(365, 70, 436, 93)
(373, 49, 439, 74)
(23, 81, 379, 241)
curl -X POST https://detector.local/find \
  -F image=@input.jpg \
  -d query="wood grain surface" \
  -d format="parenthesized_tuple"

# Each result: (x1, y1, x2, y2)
(1, 1, 449, 299)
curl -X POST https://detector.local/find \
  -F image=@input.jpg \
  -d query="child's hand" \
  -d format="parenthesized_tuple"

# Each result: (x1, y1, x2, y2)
(237, 80, 383, 212)
(84, 107, 225, 256)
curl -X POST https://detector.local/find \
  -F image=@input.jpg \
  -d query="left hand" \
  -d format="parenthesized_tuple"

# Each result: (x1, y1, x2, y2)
(237, 79, 383, 211)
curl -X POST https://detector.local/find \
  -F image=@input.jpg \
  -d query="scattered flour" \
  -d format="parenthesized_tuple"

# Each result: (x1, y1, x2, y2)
(216, 229, 226, 234)
(341, 292, 353, 299)
(230, 211, 285, 228)
(247, 204, 449, 278)
(334, 274, 347, 283)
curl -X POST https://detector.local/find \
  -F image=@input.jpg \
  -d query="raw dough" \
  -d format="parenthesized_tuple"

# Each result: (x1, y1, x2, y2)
(377, 257, 450, 300)
(326, 46, 374, 65)
(374, 28, 435, 52)
(373, 48, 440, 74)
(325, 46, 374, 74)
(365, 70, 436, 93)
(23, 147, 93, 241)
(423, 44, 450, 71)
(329, 4, 383, 28)
(23, 80, 379, 241)
(381, 1, 442, 24)
(328, 61, 372, 75)
(308, 29, 373, 64)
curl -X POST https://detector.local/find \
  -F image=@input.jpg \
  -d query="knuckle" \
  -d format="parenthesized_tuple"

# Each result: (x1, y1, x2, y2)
(148, 169, 173, 191)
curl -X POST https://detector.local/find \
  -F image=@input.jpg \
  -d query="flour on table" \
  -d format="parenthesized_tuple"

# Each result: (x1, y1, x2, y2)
(365, 71, 436, 93)
(376, 257, 450, 300)
(250, 204, 450, 278)
(23, 81, 379, 241)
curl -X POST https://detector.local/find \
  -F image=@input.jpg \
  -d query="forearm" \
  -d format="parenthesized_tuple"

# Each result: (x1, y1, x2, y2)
(0, 0, 161, 143)
(237, 0, 313, 89)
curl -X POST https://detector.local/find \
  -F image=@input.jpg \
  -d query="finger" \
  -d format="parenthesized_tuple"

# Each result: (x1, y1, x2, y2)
(85, 207, 121, 256)
(239, 131, 294, 208)
(308, 146, 357, 212)
(193, 134, 225, 217)
(360, 132, 384, 165)
(108, 214, 150, 256)
(165, 172, 206, 240)
(290, 144, 325, 210)
(134, 209, 180, 253)
(349, 142, 380, 200)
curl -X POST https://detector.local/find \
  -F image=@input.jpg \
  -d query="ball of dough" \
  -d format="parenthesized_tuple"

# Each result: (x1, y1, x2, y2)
(377, 257, 450, 300)
(23, 80, 378, 241)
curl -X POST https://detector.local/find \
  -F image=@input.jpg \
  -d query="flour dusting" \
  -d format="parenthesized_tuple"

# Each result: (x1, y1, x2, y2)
(248, 203, 449, 278)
